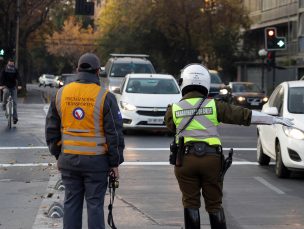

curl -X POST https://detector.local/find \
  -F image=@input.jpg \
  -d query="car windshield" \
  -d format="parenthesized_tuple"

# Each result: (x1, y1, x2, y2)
(126, 78, 180, 94)
(232, 83, 261, 93)
(288, 87, 304, 114)
(210, 72, 222, 84)
(110, 63, 154, 77)
(45, 75, 55, 79)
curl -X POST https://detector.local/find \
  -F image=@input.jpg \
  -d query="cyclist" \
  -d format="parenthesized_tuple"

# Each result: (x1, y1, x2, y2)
(0, 59, 22, 124)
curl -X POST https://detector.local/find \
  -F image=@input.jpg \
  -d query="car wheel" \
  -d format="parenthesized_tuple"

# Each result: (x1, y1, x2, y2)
(257, 136, 270, 165)
(38, 83, 41, 87)
(43, 83, 46, 87)
(275, 142, 290, 178)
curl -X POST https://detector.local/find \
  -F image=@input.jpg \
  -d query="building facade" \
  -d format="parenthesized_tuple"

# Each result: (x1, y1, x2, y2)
(241, 0, 303, 94)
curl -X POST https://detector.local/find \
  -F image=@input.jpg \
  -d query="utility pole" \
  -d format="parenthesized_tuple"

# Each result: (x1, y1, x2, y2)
(15, 0, 20, 68)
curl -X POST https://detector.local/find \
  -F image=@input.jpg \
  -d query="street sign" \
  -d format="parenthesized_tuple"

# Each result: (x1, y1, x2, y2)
(265, 27, 286, 51)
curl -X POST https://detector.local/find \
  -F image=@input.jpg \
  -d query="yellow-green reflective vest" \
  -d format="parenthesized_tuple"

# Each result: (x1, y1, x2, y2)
(172, 98, 221, 145)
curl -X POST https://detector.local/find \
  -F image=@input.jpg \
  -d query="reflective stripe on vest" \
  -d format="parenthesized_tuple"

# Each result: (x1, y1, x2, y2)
(56, 82, 109, 155)
(172, 98, 221, 145)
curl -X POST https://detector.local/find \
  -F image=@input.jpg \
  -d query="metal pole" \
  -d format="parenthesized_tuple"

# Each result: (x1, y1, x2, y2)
(272, 51, 276, 92)
(15, 0, 20, 68)
(261, 57, 265, 91)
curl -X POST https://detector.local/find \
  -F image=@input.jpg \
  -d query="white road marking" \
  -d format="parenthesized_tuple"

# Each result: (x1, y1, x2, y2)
(254, 176, 285, 195)
(0, 161, 274, 167)
(0, 146, 257, 151)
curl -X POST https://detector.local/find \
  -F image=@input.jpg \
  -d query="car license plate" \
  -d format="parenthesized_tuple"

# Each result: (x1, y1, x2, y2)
(251, 101, 260, 106)
(147, 118, 163, 124)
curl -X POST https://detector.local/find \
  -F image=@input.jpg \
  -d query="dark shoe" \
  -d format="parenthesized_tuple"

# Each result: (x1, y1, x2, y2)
(13, 119, 18, 124)
(209, 208, 227, 229)
(184, 208, 200, 229)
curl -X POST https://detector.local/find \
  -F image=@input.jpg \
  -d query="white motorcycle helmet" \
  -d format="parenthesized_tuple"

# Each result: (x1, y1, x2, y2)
(179, 64, 210, 96)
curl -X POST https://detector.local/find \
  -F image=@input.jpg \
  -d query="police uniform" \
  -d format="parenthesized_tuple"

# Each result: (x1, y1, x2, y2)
(45, 53, 124, 229)
(165, 90, 251, 228)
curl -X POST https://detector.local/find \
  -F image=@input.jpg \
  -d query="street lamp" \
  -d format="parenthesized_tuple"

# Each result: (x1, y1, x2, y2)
(258, 48, 267, 91)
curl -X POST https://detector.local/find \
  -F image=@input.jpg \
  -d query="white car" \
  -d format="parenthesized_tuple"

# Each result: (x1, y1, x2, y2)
(115, 73, 182, 130)
(257, 81, 304, 178)
(38, 74, 56, 87)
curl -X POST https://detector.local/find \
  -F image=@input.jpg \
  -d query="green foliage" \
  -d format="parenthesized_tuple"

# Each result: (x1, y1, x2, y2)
(96, 0, 251, 77)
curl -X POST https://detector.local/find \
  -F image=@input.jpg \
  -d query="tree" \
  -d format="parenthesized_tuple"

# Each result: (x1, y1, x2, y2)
(96, 0, 250, 77)
(45, 16, 99, 72)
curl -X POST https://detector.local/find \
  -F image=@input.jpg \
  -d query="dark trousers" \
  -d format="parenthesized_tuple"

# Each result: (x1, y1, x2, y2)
(175, 154, 223, 213)
(61, 170, 108, 229)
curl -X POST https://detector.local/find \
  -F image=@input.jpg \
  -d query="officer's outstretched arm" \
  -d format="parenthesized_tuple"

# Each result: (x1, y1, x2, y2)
(250, 110, 294, 126)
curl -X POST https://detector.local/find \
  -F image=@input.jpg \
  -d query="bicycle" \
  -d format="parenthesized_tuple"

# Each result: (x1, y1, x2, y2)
(1, 87, 15, 129)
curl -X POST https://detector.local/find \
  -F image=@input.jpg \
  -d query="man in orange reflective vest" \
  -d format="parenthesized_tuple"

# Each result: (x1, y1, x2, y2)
(45, 53, 125, 229)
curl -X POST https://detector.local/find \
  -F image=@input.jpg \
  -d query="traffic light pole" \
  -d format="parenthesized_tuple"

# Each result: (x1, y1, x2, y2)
(15, 0, 20, 68)
(272, 51, 276, 92)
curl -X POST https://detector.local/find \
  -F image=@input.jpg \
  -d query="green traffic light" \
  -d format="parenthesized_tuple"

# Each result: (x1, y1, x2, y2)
(0, 49, 4, 56)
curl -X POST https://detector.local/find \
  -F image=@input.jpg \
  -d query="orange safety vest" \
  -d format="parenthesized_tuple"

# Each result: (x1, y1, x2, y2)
(55, 82, 109, 155)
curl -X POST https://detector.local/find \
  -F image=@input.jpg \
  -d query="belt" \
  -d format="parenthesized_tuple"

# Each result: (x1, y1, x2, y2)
(184, 142, 222, 156)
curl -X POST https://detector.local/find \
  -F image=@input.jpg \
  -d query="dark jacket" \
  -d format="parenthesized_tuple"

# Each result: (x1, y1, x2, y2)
(0, 65, 21, 88)
(165, 90, 252, 133)
(45, 72, 125, 172)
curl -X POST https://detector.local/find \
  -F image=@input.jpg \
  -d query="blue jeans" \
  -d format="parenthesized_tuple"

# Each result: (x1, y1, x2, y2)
(2, 87, 18, 120)
(61, 170, 108, 229)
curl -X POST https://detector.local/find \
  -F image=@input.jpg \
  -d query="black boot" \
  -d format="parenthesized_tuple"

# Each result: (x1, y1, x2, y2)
(184, 208, 200, 229)
(209, 208, 227, 229)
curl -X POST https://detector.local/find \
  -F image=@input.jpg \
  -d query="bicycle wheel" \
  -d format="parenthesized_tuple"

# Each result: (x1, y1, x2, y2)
(7, 101, 12, 129)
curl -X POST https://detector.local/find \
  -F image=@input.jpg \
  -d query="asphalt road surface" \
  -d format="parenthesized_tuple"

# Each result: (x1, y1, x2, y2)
(0, 84, 303, 229)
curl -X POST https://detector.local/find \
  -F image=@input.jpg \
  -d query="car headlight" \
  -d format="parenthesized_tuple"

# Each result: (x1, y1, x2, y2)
(237, 96, 246, 102)
(262, 97, 268, 102)
(283, 126, 304, 140)
(120, 101, 136, 111)
(219, 88, 228, 95)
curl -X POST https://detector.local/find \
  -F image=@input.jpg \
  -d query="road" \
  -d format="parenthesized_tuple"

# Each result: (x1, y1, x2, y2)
(0, 84, 303, 229)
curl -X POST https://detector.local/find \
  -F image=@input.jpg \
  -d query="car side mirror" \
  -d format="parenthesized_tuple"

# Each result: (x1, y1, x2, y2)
(112, 87, 121, 94)
(264, 107, 278, 116)
(99, 67, 107, 78)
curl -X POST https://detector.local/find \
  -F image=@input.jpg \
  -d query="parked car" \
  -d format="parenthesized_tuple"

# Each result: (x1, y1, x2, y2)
(100, 54, 156, 93)
(38, 74, 56, 87)
(257, 81, 304, 178)
(227, 82, 268, 109)
(114, 73, 182, 130)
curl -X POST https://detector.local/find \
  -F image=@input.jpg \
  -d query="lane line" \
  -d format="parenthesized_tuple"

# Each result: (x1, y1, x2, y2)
(0, 161, 274, 167)
(0, 146, 257, 151)
(254, 176, 285, 195)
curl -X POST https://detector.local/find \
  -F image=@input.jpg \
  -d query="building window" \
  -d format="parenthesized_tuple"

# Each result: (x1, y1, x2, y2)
(262, 0, 277, 10)
(299, 37, 304, 52)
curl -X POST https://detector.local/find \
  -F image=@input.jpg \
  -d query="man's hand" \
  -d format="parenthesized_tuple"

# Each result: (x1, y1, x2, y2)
(273, 117, 294, 127)
(110, 167, 119, 179)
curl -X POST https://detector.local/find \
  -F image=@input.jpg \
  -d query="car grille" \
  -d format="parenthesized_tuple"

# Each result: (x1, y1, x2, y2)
(136, 110, 166, 116)
(246, 97, 261, 103)
(137, 121, 165, 126)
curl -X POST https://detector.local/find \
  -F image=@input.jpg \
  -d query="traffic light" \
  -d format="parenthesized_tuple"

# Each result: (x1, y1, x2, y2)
(265, 27, 286, 51)
(0, 49, 4, 60)
(75, 0, 94, 16)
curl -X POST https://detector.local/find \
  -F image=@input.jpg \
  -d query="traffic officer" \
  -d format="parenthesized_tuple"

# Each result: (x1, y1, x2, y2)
(45, 53, 125, 229)
(164, 64, 293, 229)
